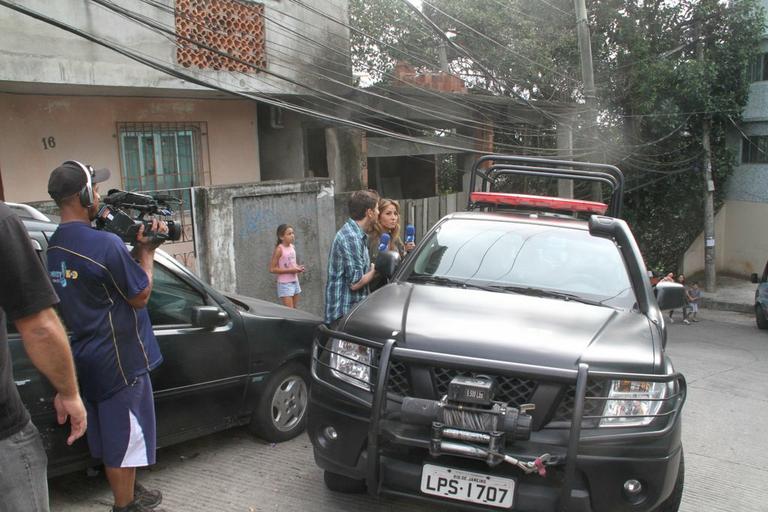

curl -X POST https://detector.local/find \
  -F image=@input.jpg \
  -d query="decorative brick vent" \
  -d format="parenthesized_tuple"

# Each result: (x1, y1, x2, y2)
(175, 0, 266, 72)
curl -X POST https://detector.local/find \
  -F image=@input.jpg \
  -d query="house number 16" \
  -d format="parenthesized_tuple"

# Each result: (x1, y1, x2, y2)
(41, 136, 56, 150)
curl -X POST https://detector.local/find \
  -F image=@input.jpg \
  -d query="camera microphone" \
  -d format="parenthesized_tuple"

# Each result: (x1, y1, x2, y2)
(405, 225, 415, 244)
(378, 233, 391, 252)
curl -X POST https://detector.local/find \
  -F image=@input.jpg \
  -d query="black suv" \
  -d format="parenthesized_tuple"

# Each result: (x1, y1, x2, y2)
(13, 215, 320, 476)
(750, 261, 768, 330)
(308, 157, 687, 512)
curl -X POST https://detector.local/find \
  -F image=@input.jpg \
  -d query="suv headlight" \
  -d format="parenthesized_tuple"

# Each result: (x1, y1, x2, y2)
(329, 338, 373, 391)
(600, 380, 667, 427)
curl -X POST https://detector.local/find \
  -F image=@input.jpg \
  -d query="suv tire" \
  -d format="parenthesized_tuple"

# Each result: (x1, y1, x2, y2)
(756, 305, 768, 330)
(249, 362, 309, 442)
(654, 451, 684, 512)
(323, 471, 366, 493)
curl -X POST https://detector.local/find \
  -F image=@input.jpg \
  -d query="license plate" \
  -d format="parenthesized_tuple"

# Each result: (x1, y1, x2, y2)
(420, 464, 515, 509)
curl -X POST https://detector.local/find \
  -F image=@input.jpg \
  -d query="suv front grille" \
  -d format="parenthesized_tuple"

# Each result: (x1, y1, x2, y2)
(552, 380, 608, 421)
(432, 368, 537, 407)
(384, 362, 537, 408)
(387, 361, 410, 396)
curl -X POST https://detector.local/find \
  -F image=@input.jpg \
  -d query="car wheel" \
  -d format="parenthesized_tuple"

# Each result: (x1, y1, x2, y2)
(323, 470, 366, 493)
(756, 305, 768, 330)
(249, 362, 309, 442)
(654, 451, 684, 512)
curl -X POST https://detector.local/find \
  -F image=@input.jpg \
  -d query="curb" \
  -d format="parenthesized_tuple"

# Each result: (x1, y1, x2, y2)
(699, 298, 753, 314)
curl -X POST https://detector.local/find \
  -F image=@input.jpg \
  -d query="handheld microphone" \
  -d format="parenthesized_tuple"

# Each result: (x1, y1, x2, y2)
(405, 225, 415, 244)
(378, 233, 391, 252)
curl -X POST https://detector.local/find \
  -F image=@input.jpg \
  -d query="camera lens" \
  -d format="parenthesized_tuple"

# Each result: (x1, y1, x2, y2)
(166, 221, 182, 241)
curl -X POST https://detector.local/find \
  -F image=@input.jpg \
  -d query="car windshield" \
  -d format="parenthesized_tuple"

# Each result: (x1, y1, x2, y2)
(405, 218, 636, 309)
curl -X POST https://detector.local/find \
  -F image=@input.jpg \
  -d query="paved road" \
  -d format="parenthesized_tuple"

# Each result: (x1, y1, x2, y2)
(49, 309, 768, 511)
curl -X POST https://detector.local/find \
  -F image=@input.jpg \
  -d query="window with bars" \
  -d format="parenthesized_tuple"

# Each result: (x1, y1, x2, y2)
(118, 123, 202, 191)
(117, 122, 205, 214)
(741, 135, 768, 163)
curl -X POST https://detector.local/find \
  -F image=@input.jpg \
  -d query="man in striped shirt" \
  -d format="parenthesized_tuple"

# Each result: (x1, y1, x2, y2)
(324, 190, 380, 325)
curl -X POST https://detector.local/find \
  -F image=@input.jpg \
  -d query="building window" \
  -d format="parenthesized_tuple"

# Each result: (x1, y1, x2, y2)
(748, 53, 768, 82)
(117, 122, 204, 193)
(741, 135, 768, 163)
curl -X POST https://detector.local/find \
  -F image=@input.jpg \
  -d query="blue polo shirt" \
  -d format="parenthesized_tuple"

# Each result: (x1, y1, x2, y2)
(47, 222, 162, 402)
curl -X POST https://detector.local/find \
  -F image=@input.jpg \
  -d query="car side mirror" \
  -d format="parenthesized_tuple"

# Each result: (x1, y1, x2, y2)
(374, 250, 401, 281)
(751, 273, 759, 284)
(192, 306, 229, 328)
(654, 282, 686, 311)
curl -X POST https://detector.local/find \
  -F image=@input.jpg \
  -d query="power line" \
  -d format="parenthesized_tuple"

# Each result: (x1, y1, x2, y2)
(0, 0, 543, 159)
(421, 0, 579, 83)
(120, 0, 595, 154)
(134, 0, 583, 150)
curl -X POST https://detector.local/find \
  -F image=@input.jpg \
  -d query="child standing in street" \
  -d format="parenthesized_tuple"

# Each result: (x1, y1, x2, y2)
(270, 224, 305, 308)
(688, 281, 701, 322)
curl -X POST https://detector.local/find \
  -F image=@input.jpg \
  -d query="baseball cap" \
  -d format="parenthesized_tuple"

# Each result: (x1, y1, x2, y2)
(48, 161, 111, 201)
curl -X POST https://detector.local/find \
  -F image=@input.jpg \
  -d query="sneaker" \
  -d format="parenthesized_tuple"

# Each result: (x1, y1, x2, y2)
(112, 500, 166, 512)
(134, 482, 162, 509)
(692, 318, 699, 322)
(683, 319, 690, 325)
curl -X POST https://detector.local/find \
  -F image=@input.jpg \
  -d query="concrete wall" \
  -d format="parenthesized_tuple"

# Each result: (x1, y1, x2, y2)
(0, 0, 351, 96)
(193, 179, 334, 316)
(0, 93, 260, 203)
(683, 201, 768, 277)
(326, 126, 365, 193)
(257, 106, 306, 181)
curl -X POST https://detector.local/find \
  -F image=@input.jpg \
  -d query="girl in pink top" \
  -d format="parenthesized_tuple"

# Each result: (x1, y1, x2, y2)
(269, 224, 305, 308)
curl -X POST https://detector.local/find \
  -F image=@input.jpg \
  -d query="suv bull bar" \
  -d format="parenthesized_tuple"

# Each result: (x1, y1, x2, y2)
(312, 324, 687, 510)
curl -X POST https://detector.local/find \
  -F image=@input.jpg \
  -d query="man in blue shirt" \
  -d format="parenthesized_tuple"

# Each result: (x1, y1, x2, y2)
(46, 161, 166, 512)
(324, 190, 379, 325)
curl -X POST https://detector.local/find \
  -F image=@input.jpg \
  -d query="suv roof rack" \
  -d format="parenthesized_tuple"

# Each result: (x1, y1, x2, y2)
(467, 155, 625, 218)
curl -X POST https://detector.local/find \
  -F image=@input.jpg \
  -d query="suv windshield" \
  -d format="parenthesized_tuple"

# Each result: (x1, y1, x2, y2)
(405, 218, 636, 309)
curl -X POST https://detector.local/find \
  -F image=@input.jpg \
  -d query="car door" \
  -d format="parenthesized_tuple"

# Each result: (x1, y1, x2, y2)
(146, 256, 250, 445)
(759, 261, 768, 308)
(9, 228, 92, 473)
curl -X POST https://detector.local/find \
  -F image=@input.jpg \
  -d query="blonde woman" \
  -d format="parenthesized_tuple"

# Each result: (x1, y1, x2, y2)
(368, 198, 415, 290)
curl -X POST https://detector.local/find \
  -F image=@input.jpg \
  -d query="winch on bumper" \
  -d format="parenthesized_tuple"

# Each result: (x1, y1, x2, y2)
(309, 325, 686, 511)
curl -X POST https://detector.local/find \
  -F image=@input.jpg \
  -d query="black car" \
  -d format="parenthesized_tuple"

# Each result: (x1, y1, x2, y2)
(750, 261, 768, 330)
(12, 216, 321, 476)
(309, 157, 687, 512)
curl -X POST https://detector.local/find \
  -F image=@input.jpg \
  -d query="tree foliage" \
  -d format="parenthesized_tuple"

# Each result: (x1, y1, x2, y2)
(349, 0, 764, 271)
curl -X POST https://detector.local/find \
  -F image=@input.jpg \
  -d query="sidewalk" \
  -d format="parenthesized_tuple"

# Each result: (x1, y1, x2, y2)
(698, 275, 755, 314)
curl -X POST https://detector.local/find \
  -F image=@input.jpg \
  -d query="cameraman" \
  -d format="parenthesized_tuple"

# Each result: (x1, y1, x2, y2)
(46, 161, 166, 512)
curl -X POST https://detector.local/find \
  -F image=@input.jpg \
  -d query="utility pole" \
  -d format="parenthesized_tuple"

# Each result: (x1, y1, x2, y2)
(573, 0, 602, 201)
(698, 21, 717, 291)
(438, 40, 449, 73)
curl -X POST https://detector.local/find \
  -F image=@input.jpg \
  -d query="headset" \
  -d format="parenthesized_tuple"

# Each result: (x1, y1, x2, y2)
(63, 160, 95, 208)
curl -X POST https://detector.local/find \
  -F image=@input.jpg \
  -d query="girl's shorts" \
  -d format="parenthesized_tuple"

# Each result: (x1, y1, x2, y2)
(277, 280, 301, 298)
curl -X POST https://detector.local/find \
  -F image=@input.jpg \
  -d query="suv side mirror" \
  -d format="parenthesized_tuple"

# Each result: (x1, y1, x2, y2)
(751, 273, 759, 284)
(374, 250, 401, 281)
(654, 282, 686, 311)
(192, 306, 229, 328)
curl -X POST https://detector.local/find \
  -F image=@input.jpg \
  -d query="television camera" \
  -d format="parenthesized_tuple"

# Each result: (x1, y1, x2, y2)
(96, 189, 182, 244)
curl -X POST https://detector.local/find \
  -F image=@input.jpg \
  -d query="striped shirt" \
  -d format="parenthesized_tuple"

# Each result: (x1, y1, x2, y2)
(324, 218, 370, 324)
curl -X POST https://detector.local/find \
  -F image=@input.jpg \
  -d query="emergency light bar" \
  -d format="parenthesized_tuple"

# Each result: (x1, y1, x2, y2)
(470, 192, 608, 215)
(467, 155, 625, 218)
